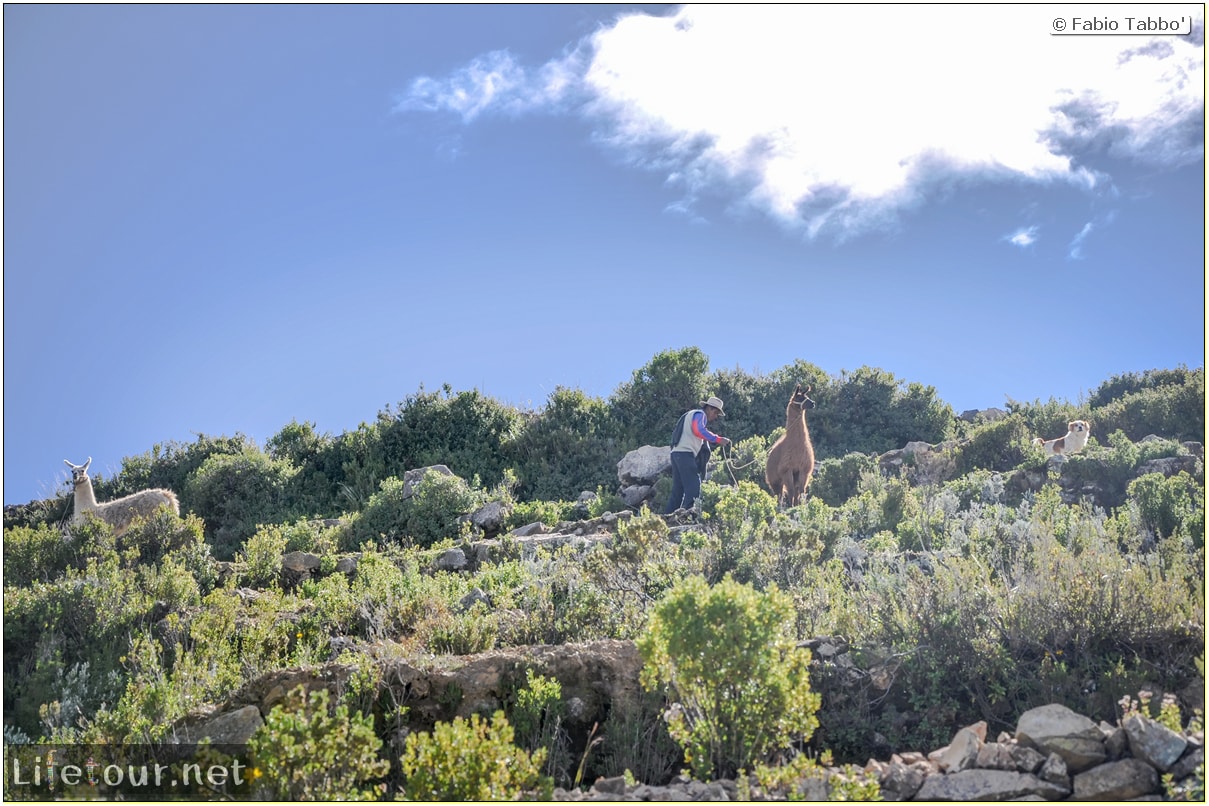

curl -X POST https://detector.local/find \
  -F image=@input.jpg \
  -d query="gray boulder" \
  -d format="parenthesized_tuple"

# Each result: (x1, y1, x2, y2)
(913, 769, 1068, 801)
(621, 484, 654, 508)
(1122, 712, 1188, 771)
(401, 464, 456, 498)
(617, 445, 671, 485)
(434, 548, 467, 572)
(468, 501, 509, 535)
(281, 551, 322, 587)
(1071, 758, 1160, 800)
(1016, 703, 1107, 772)
(175, 704, 263, 746)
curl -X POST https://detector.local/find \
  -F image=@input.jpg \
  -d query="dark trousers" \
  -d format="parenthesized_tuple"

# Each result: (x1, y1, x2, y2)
(664, 450, 702, 513)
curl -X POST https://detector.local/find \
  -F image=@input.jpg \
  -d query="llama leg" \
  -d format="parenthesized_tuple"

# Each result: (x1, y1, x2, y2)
(766, 469, 783, 508)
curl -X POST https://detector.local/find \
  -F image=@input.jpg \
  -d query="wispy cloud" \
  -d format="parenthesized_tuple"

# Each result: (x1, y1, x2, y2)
(1068, 211, 1118, 259)
(1069, 222, 1094, 259)
(1006, 226, 1040, 248)
(398, 5, 1205, 239)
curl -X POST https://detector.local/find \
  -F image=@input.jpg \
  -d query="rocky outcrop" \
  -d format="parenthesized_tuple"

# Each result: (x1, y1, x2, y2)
(616, 445, 672, 508)
(171, 704, 264, 746)
(400, 464, 455, 498)
(203, 639, 643, 742)
(554, 701, 1203, 801)
(860, 702, 1202, 802)
(617, 445, 671, 487)
(1016, 703, 1107, 772)
(280, 550, 322, 587)
(181, 640, 1202, 803)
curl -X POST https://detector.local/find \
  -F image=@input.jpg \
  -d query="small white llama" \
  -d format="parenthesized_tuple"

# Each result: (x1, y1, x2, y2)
(63, 457, 180, 535)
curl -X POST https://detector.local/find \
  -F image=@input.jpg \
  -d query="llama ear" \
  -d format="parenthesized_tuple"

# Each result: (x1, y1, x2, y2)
(805, 386, 812, 394)
(794, 383, 802, 392)
(64, 459, 74, 468)
(84, 457, 92, 471)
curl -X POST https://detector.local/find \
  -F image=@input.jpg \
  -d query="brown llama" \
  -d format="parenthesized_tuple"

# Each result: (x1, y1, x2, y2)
(765, 384, 816, 507)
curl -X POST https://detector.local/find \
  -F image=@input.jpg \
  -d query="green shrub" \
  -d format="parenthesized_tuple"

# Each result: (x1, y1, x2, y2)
(1088, 367, 1204, 442)
(700, 480, 778, 582)
(509, 387, 621, 501)
(610, 347, 711, 448)
(1003, 397, 1085, 448)
(238, 525, 288, 588)
(811, 367, 953, 458)
(507, 499, 573, 531)
(586, 486, 629, 518)
(1061, 431, 1186, 509)
(249, 685, 388, 800)
(638, 576, 820, 779)
(400, 710, 552, 800)
(352, 471, 482, 549)
(2, 495, 73, 532)
(185, 449, 296, 559)
(4, 553, 151, 739)
(377, 385, 523, 491)
(101, 433, 256, 506)
(1128, 471, 1205, 545)
(508, 668, 572, 785)
(953, 415, 1036, 475)
(811, 453, 878, 507)
(3, 523, 80, 586)
(266, 419, 342, 516)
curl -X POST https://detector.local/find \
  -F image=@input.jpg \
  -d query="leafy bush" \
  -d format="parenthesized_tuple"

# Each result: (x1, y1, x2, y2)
(377, 385, 523, 491)
(638, 576, 821, 779)
(4, 552, 151, 739)
(700, 480, 778, 582)
(100, 433, 256, 507)
(610, 347, 711, 449)
(185, 449, 296, 559)
(267, 419, 345, 516)
(400, 710, 552, 800)
(811, 453, 878, 506)
(508, 668, 572, 786)
(248, 685, 388, 800)
(1061, 431, 1186, 509)
(1003, 397, 1085, 448)
(506, 498, 573, 531)
(509, 387, 620, 501)
(351, 470, 482, 548)
(1128, 471, 1205, 546)
(238, 525, 289, 588)
(953, 415, 1037, 475)
(3, 522, 81, 587)
(1090, 368, 1206, 442)
(811, 367, 953, 458)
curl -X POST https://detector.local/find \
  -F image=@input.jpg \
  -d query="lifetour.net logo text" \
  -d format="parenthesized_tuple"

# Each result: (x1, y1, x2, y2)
(4, 744, 254, 798)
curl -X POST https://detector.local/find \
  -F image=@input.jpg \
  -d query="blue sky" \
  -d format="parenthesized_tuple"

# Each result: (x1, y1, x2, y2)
(3, 4, 1205, 505)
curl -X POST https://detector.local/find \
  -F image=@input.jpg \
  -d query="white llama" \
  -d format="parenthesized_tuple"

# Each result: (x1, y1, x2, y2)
(63, 457, 180, 535)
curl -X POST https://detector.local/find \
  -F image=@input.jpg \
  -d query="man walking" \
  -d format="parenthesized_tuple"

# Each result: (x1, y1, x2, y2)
(665, 396, 731, 514)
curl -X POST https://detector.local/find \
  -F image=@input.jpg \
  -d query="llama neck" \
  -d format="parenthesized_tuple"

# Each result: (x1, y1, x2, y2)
(74, 479, 99, 510)
(786, 409, 814, 449)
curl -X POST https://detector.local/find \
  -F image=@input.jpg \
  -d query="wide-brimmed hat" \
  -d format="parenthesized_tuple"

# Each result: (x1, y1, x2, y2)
(704, 396, 725, 415)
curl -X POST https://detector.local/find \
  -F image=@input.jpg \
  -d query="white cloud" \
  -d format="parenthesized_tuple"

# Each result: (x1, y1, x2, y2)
(1069, 222, 1095, 259)
(1007, 226, 1040, 248)
(395, 50, 577, 121)
(1068, 210, 1118, 259)
(398, 5, 1205, 238)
